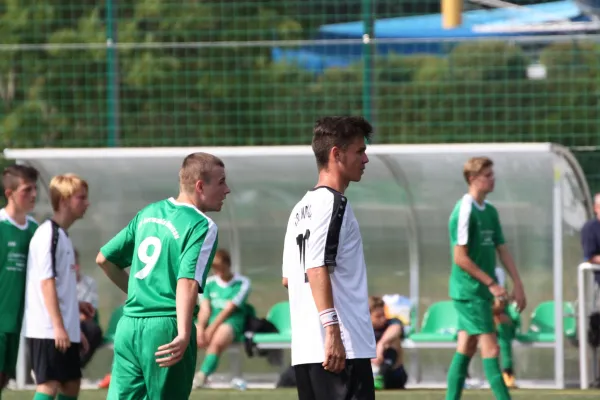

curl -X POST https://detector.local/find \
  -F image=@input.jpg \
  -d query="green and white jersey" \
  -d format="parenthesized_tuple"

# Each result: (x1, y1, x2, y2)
(203, 274, 251, 322)
(448, 194, 505, 301)
(101, 197, 219, 318)
(0, 209, 38, 333)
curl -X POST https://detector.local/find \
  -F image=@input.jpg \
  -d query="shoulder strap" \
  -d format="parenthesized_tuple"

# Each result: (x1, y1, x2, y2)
(50, 220, 60, 277)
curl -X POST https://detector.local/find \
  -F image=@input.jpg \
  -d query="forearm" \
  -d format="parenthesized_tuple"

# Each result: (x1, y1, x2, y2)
(380, 325, 402, 347)
(196, 300, 211, 330)
(208, 302, 237, 329)
(455, 252, 494, 286)
(96, 253, 129, 293)
(176, 278, 199, 340)
(498, 245, 522, 288)
(40, 279, 65, 330)
(306, 266, 335, 312)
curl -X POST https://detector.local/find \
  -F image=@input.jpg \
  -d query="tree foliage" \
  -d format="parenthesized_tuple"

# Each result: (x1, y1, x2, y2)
(0, 1, 598, 149)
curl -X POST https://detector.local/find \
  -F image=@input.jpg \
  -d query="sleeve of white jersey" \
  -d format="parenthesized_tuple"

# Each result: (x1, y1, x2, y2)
(304, 192, 345, 270)
(29, 223, 56, 280)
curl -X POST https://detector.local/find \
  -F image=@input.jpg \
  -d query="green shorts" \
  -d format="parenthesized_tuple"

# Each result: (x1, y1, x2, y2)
(454, 299, 495, 335)
(0, 332, 19, 378)
(108, 316, 197, 400)
(208, 315, 246, 342)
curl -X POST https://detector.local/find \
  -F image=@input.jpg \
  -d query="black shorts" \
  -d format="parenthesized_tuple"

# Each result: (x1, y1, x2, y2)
(27, 338, 82, 384)
(294, 358, 375, 400)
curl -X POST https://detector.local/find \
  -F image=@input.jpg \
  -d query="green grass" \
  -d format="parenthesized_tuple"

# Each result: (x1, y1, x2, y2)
(4, 389, 600, 400)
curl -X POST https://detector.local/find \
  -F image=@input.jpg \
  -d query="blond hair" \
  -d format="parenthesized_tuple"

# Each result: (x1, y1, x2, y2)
(463, 157, 493, 184)
(49, 173, 88, 211)
(179, 152, 224, 194)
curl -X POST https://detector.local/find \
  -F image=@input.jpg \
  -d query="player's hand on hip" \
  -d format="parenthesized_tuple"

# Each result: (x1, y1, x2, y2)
(488, 283, 507, 301)
(512, 284, 527, 313)
(155, 335, 189, 368)
(322, 325, 346, 374)
(54, 327, 71, 353)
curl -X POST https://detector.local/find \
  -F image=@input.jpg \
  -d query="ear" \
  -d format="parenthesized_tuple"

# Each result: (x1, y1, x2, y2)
(194, 179, 204, 194)
(4, 188, 11, 199)
(330, 146, 341, 163)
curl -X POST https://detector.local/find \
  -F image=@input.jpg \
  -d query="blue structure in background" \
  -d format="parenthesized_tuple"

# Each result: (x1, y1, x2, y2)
(272, 0, 590, 73)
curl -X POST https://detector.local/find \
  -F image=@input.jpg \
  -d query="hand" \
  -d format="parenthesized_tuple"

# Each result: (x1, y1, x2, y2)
(322, 325, 346, 374)
(155, 335, 190, 368)
(54, 326, 71, 353)
(196, 327, 207, 349)
(79, 302, 95, 318)
(374, 342, 385, 365)
(204, 325, 216, 343)
(512, 283, 527, 313)
(80, 332, 89, 355)
(493, 297, 507, 315)
(488, 283, 507, 301)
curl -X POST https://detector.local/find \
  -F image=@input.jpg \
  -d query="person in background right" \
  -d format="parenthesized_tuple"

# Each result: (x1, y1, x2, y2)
(369, 296, 408, 390)
(581, 193, 600, 284)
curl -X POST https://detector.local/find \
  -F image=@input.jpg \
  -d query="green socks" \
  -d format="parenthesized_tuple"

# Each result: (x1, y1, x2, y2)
(57, 395, 77, 400)
(200, 353, 220, 376)
(497, 323, 515, 373)
(483, 357, 511, 400)
(33, 393, 54, 400)
(33, 392, 78, 400)
(446, 352, 471, 400)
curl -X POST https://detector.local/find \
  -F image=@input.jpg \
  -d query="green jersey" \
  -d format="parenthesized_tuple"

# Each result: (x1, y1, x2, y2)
(203, 274, 251, 323)
(0, 209, 38, 333)
(448, 194, 505, 301)
(101, 197, 219, 318)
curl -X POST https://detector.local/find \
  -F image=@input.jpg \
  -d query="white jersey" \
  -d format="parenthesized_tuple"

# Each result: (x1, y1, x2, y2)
(282, 186, 376, 365)
(24, 220, 80, 342)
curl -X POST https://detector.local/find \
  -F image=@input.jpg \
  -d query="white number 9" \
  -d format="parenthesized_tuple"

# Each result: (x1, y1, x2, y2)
(134, 236, 162, 280)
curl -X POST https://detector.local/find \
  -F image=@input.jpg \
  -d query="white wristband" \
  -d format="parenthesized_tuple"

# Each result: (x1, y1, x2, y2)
(319, 308, 339, 328)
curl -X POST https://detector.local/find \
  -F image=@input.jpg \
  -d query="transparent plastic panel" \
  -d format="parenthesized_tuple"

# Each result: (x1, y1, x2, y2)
(10, 144, 592, 382)
(23, 154, 414, 319)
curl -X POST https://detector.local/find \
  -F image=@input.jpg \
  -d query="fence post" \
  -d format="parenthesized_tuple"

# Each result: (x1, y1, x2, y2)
(361, 0, 375, 128)
(106, 0, 120, 147)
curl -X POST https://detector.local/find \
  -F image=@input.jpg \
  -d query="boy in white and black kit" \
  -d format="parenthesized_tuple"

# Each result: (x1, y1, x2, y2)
(24, 174, 92, 400)
(282, 116, 376, 400)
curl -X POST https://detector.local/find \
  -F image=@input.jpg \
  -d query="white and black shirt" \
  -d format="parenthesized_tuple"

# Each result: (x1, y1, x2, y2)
(282, 186, 376, 366)
(24, 220, 80, 342)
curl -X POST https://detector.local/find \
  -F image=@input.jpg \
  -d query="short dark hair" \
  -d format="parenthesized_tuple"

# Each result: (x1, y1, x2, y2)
(3, 165, 39, 192)
(312, 116, 373, 169)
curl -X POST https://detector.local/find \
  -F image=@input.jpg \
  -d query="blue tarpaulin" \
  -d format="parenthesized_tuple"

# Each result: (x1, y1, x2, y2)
(273, 0, 588, 73)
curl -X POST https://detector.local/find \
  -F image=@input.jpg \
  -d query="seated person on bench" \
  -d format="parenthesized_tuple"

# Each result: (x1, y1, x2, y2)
(369, 295, 408, 390)
(193, 249, 251, 388)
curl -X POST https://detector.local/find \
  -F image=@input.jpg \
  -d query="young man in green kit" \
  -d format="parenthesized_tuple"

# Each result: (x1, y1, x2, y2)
(0, 165, 39, 399)
(96, 152, 230, 400)
(446, 156, 527, 400)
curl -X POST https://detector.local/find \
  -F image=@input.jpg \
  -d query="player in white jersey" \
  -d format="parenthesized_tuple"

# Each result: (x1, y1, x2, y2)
(25, 174, 93, 400)
(282, 116, 376, 400)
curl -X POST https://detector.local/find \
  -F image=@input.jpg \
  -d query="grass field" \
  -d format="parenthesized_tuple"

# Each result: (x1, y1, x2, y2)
(4, 389, 600, 400)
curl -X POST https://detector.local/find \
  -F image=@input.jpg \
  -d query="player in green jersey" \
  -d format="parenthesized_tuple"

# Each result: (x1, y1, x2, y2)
(0, 165, 38, 397)
(96, 152, 230, 400)
(446, 157, 527, 400)
(193, 248, 251, 388)
(0, 166, 39, 392)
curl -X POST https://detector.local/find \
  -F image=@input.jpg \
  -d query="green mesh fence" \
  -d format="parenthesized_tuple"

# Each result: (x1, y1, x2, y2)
(1, 0, 600, 186)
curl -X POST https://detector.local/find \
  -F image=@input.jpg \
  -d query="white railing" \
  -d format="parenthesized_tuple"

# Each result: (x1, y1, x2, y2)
(578, 262, 600, 389)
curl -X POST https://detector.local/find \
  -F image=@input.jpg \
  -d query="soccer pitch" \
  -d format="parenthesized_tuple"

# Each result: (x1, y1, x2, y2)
(4, 389, 600, 400)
